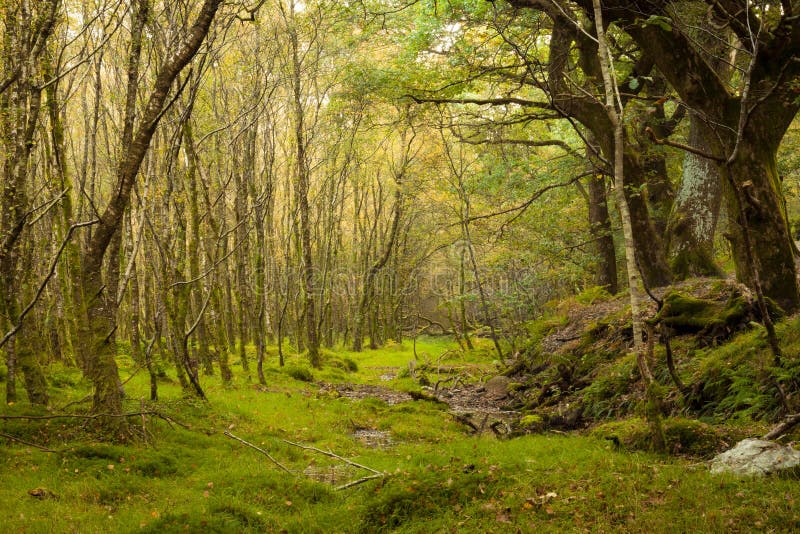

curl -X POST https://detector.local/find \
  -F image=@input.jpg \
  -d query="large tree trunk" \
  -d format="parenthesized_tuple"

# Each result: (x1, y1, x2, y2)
(724, 142, 799, 312)
(667, 113, 724, 278)
(621, 150, 672, 288)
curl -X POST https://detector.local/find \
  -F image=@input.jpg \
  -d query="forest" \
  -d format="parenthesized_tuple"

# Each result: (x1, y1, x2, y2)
(3, 0, 800, 531)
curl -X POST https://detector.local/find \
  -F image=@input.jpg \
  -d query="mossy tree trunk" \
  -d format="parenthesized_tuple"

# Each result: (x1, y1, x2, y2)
(0, 0, 57, 405)
(667, 113, 724, 278)
(283, 1, 321, 367)
(622, 14, 800, 314)
(723, 141, 799, 313)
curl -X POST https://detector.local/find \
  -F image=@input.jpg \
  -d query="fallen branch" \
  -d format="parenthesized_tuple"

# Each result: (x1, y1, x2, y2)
(334, 473, 384, 491)
(0, 410, 189, 429)
(224, 431, 293, 475)
(281, 439, 382, 475)
(764, 413, 800, 440)
(0, 431, 58, 453)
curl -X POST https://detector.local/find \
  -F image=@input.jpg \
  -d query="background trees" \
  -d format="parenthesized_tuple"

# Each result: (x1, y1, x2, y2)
(1, 0, 800, 419)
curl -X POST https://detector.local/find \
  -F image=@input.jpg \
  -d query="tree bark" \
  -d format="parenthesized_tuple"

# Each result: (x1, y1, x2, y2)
(285, 3, 321, 367)
(667, 113, 724, 278)
(587, 173, 618, 293)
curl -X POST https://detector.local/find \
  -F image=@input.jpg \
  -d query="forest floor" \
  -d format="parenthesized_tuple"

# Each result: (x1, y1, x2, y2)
(1, 336, 799, 533)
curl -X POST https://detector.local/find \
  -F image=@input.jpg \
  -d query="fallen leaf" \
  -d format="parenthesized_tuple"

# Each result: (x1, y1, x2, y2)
(496, 510, 511, 523)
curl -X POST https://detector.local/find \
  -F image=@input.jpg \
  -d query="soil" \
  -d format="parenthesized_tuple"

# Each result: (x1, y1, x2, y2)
(316, 379, 515, 437)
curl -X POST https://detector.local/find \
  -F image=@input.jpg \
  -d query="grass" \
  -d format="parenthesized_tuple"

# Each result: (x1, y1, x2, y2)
(1, 336, 799, 533)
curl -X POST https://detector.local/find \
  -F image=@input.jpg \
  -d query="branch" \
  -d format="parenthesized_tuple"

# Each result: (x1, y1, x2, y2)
(281, 439, 382, 475)
(645, 127, 724, 162)
(0, 219, 99, 350)
(224, 431, 293, 475)
(0, 431, 58, 453)
(458, 136, 580, 158)
(334, 473, 384, 491)
(764, 413, 800, 440)
(405, 95, 552, 109)
(467, 172, 592, 224)
(184, 290, 212, 340)
(0, 411, 188, 429)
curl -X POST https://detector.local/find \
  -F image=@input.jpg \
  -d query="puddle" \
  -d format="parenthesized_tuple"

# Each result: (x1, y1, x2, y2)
(353, 429, 393, 448)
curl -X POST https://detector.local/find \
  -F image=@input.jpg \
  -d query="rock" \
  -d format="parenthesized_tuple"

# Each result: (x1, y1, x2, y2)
(710, 438, 800, 476)
(484, 376, 511, 399)
(28, 487, 57, 500)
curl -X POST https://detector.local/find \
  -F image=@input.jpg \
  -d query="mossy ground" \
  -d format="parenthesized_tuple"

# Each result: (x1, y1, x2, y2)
(1, 336, 799, 533)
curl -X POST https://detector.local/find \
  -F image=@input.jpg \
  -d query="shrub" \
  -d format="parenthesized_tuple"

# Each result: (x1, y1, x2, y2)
(574, 285, 612, 305)
(285, 365, 314, 382)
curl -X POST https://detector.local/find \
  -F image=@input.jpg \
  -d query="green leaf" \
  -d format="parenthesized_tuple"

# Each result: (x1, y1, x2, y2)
(642, 15, 672, 32)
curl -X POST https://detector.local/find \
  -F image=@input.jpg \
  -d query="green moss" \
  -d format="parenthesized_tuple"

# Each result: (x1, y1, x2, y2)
(326, 357, 358, 373)
(133, 453, 179, 477)
(285, 365, 314, 382)
(359, 466, 490, 532)
(652, 291, 783, 336)
(591, 417, 732, 457)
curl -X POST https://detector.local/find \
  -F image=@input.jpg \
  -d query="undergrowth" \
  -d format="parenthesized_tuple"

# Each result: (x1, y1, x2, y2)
(1, 336, 799, 532)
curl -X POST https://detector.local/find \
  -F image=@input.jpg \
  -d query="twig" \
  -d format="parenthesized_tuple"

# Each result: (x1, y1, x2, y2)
(334, 473, 384, 491)
(0, 219, 99, 350)
(281, 439, 382, 475)
(0, 410, 189, 429)
(224, 431, 293, 475)
(0, 431, 58, 453)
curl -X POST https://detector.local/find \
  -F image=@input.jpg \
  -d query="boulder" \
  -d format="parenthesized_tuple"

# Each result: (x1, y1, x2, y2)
(710, 438, 800, 476)
(484, 376, 511, 399)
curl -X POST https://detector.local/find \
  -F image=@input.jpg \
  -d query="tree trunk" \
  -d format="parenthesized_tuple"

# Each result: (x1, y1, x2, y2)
(622, 151, 672, 288)
(587, 173, 618, 293)
(725, 142, 799, 312)
(76, 0, 222, 417)
(286, 9, 321, 367)
(593, 0, 664, 452)
(667, 113, 724, 279)
(353, 188, 403, 352)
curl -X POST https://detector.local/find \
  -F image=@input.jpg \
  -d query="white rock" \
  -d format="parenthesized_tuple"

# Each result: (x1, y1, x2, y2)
(710, 438, 800, 476)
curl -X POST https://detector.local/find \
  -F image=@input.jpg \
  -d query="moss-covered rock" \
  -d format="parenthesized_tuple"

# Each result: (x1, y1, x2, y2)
(591, 417, 739, 457)
(651, 290, 783, 342)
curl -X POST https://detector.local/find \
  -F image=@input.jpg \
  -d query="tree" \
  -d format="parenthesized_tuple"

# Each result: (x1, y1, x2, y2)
(76, 0, 223, 420)
(0, 0, 60, 404)
(509, 0, 800, 312)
